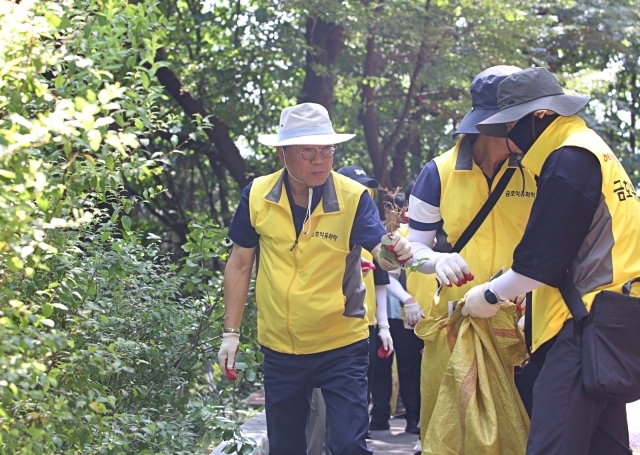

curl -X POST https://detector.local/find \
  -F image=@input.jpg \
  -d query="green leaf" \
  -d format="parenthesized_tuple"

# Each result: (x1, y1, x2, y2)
(87, 129, 102, 151)
(121, 215, 132, 231)
(41, 303, 54, 318)
(54, 74, 65, 89)
(44, 12, 62, 28)
(7, 256, 23, 272)
(0, 169, 16, 179)
(140, 72, 150, 89)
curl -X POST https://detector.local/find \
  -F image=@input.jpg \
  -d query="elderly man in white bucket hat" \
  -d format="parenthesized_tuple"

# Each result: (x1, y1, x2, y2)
(217, 103, 413, 455)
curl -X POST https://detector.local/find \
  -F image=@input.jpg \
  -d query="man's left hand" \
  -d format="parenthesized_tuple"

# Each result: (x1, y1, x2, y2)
(378, 233, 413, 269)
(361, 258, 376, 277)
(461, 282, 503, 318)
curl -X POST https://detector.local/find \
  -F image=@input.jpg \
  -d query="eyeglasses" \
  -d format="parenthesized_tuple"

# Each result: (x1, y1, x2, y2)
(289, 145, 337, 161)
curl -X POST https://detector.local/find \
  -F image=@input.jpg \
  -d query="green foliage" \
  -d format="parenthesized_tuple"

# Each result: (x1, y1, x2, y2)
(6, 0, 639, 450)
(180, 217, 262, 386)
(0, 1, 259, 453)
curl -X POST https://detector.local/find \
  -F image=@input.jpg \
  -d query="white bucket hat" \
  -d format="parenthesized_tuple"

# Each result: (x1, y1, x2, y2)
(258, 103, 355, 147)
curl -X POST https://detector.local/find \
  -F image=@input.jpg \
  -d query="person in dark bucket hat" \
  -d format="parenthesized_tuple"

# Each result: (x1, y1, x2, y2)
(465, 67, 640, 455)
(402, 65, 541, 446)
(476, 67, 590, 137)
(455, 65, 523, 136)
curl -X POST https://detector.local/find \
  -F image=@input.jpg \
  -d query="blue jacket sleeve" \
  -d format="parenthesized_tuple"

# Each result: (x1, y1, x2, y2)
(350, 192, 387, 252)
(228, 182, 260, 248)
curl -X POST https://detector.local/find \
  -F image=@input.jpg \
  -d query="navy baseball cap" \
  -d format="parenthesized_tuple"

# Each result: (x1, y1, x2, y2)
(454, 65, 522, 136)
(337, 165, 379, 188)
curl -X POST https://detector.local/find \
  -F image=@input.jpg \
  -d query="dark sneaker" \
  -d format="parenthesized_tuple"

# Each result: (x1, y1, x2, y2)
(405, 419, 420, 435)
(369, 421, 390, 431)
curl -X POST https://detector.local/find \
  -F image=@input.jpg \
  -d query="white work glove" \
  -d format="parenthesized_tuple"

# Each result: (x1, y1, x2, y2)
(379, 233, 413, 269)
(403, 298, 425, 327)
(461, 282, 503, 318)
(377, 326, 394, 355)
(433, 253, 473, 287)
(218, 333, 239, 380)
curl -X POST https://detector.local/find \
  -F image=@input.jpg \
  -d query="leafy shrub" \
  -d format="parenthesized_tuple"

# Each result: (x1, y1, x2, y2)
(0, 1, 261, 453)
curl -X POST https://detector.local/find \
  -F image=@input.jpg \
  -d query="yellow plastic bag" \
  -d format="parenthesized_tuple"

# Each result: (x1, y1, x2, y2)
(415, 300, 529, 455)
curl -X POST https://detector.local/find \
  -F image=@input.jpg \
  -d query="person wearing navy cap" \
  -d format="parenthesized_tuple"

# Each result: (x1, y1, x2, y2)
(337, 165, 380, 188)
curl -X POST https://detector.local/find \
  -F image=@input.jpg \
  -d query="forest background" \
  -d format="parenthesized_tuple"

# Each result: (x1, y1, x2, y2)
(1, 0, 639, 453)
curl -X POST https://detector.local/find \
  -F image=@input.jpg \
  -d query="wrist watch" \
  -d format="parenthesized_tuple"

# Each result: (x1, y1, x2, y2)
(484, 287, 500, 305)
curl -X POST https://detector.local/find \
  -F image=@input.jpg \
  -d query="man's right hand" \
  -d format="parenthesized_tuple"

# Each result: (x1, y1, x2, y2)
(218, 333, 240, 380)
(433, 253, 473, 287)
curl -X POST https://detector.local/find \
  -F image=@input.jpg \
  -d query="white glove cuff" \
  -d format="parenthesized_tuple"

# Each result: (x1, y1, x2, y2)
(407, 243, 440, 274)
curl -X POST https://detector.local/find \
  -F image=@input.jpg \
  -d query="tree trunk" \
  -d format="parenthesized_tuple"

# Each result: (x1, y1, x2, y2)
(359, 35, 384, 181)
(298, 16, 345, 112)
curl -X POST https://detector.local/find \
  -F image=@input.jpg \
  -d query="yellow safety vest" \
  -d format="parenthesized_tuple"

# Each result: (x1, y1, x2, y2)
(521, 116, 640, 351)
(406, 270, 439, 315)
(249, 169, 370, 354)
(426, 135, 538, 319)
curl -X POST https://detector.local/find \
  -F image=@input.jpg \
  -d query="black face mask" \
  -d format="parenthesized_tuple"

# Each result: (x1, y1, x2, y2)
(507, 113, 559, 153)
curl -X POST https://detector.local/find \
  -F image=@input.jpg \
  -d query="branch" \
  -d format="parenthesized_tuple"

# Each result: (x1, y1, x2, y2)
(379, 36, 430, 188)
(154, 62, 250, 188)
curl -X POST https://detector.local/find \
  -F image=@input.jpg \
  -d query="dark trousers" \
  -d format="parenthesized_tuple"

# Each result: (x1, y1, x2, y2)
(369, 320, 422, 425)
(369, 326, 393, 426)
(367, 326, 378, 403)
(527, 320, 632, 455)
(389, 318, 422, 423)
(514, 359, 540, 418)
(262, 339, 372, 455)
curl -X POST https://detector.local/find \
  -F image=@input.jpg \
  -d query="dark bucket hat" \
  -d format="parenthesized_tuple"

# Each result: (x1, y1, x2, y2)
(476, 67, 591, 137)
(454, 65, 522, 136)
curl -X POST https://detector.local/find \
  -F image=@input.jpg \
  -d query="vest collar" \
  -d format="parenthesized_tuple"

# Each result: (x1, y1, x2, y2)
(264, 169, 342, 214)
(454, 134, 520, 171)
(521, 115, 587, 175)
